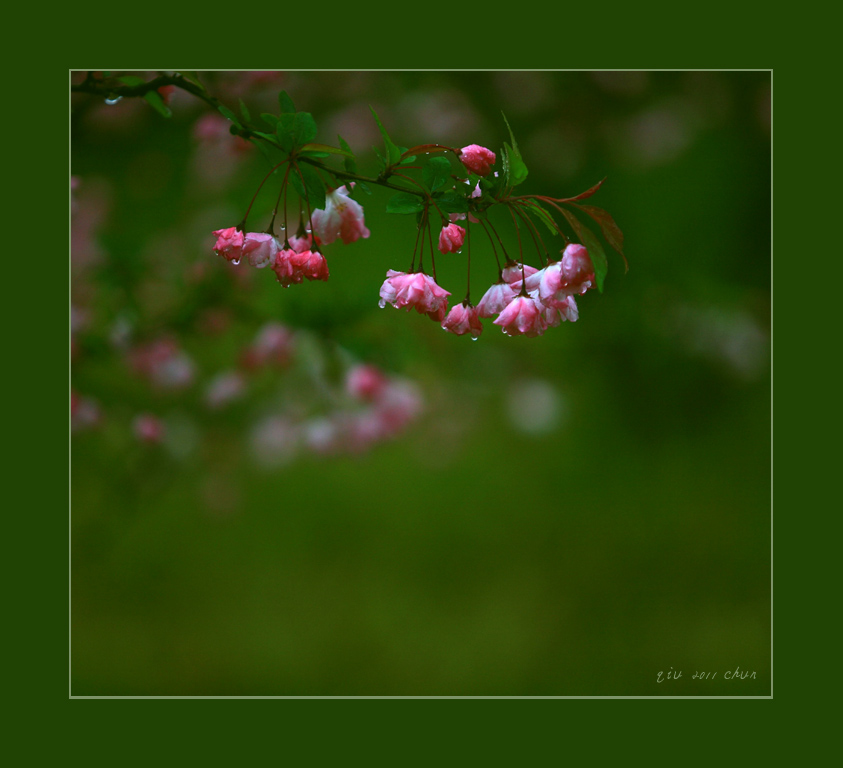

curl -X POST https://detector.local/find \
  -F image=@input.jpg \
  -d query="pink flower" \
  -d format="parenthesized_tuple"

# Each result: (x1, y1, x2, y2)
(311, 185, 371, 245)
(560, 243, 594, 295)
(509, 266, 545, 294)
(459, 144, 496, 176)
(476, 281, 516, 318)
(438, 223, 466, 254)
(133, 413, 164, 443)
(212, 226, 245, 263)
(493, 295, 548, 337)
(290, 248, 330, 282)
(378, 270, 451, 318)
(288, 232, 313, 253)
(272, 247, 329, 286)
(442, 301, 483, 338)
(346, 364, 387, 402)
(538, 246, 594, 304)
(241, 232, 278, 268)
(501, 261, 539, 286)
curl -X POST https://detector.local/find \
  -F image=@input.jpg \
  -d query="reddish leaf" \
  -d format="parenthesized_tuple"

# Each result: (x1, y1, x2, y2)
(556, 177, 606, 203)
(571, 203, 628, 272)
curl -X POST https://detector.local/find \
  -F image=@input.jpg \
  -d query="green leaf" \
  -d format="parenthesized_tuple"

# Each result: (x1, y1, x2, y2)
(373, 147, 387, 173)
(261, 113, 280, 129)
(556, 208, 608, 292)
(423, 156, 451, 192)
(143, 90, 172, 118)
(338, 135, 358, 175)
(501, 113, 528, 187)
(300, 143, 353, 158)
(570, 203, 627, 271)
(293, 112, 317, 145)
(278, 90, 295, 114)
(254, 131, 280, 145)
(252, 138, 275, 161)
(276, 113, 295, 151)
(290, 163, 327, 212)
(369, 106, 402, 166)
(239, 99, 251, 123)
(180, 72, 203, 88)
(386, 193, 425, 214)
(523, 202, 559, 237)
(218, 104, 241, 128)
(479, 173, 502, 197)
(437, 190, 470, 214)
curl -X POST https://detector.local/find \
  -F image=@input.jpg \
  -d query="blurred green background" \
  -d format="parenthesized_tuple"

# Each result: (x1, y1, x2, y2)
(71, 70, 771, 696)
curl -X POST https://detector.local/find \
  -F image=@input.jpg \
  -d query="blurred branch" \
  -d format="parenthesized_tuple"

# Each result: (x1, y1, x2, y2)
(71, 72, 425, 197)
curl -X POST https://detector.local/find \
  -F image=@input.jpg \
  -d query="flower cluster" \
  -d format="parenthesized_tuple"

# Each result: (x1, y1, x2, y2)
(203, 103, 623, 345)
(377, 242, 594, 340)
(212, 186, 369, 290)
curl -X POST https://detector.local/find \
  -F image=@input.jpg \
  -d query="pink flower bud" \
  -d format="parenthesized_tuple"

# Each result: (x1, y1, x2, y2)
(493, 295, 548, 338)
(459, 144, 496, 176)
(241, 232, 278, 269)
(378, 270, 451, 318)
(438, 223, 466, 254)
(212, 226, 244, 263)
(442, 301, 483, 338)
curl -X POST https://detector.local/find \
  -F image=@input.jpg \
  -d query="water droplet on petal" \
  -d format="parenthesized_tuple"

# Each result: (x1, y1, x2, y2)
(105, 96, 122, 105)
(378, 299, 386, 308)
(471, 335, 479, 341)
(232, 258, 241, 266)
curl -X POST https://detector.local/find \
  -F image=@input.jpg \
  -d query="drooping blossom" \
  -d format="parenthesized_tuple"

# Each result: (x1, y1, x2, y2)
(442, 301, 483, 338)
(311, 185, 370, 245)
(459, 144, 496, 176)
(476, 281, 517, 318)
(241, 232, 278, 268)
(502, 261, 539, 287)
(493, 295, 548, 337)
(559, 243, 595, 295)
(537, 247, 594, 306)
(378, 270, 450, 320)
(212, 226, 244, 263)
(288, 232, 314, 253)
(346, 364, 387, 402)
(272, 246, 329, 287)
(438, 223, 466, 254)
